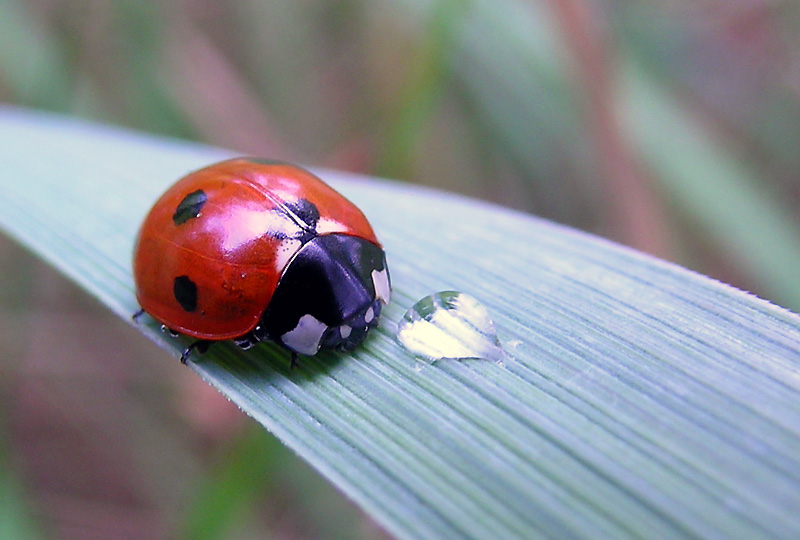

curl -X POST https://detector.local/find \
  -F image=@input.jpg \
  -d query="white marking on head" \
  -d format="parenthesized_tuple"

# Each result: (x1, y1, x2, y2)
(372, 268, 391, 304)
(281, 314, 328, 355)
(364, 306, 375, 323)
(339, 325, 352, 338)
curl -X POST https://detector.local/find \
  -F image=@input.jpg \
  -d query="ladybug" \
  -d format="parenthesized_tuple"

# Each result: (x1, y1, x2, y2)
(133, 158, 391, 364)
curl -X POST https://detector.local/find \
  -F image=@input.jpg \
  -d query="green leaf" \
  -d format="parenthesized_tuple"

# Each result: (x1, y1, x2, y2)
(1, 106, 799, 539)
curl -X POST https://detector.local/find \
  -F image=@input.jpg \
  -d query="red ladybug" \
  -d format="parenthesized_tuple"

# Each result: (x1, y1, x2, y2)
(133, 158, 391, 363)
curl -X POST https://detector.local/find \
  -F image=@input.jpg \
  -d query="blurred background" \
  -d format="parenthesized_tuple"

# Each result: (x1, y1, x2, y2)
(1, 0, 800, 538)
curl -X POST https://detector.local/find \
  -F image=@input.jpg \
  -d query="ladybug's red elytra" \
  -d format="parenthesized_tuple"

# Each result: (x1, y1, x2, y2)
(133, 158, 391, 363)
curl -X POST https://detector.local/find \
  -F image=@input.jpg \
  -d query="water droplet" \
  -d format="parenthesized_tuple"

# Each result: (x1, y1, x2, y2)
(396, 291, 506, 364)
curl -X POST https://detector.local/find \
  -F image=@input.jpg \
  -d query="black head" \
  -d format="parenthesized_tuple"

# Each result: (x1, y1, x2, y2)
(251, 233, 390, 356)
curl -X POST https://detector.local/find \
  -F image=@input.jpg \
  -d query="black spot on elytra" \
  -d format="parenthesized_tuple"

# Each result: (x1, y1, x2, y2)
(286, 198, 320, 230)
(173, 190, 208, 225)
(173, 275, 198, 312)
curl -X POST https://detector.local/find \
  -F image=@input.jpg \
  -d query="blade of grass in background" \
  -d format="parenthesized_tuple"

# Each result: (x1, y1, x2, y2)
(0, 432, 43, 540)
(1, 107, 800, 539)
(178, 429, 278, 540)
(377, 0, 470, 179)
(620, 58, 800, 310)
(443, 0, 598, 221)
(102, 0, 194, 138)
(0, 0, 72, 110)
(394, 0, 800, 310)
(611, 2, 800, 188)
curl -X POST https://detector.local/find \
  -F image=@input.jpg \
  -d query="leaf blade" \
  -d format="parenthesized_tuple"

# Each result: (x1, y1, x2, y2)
(1, 106, 799, 539)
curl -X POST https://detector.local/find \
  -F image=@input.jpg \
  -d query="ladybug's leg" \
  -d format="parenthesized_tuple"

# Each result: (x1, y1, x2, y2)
(181, 340, 211, 364)
(290, 351, 299, 369)
(132, 308, 145, 321)
(162, 325, 180, 337)
(233, 333, 258, 350)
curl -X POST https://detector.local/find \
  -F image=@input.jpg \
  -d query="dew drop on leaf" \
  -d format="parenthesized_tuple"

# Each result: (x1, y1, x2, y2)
(396, 291, 506, 364)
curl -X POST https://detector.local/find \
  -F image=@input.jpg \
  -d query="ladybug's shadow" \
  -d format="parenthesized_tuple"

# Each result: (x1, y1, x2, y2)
(190, 341, 346, 384)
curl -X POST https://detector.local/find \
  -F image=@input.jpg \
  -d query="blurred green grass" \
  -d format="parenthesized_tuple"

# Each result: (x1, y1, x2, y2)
(1, 0, 799, 538)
